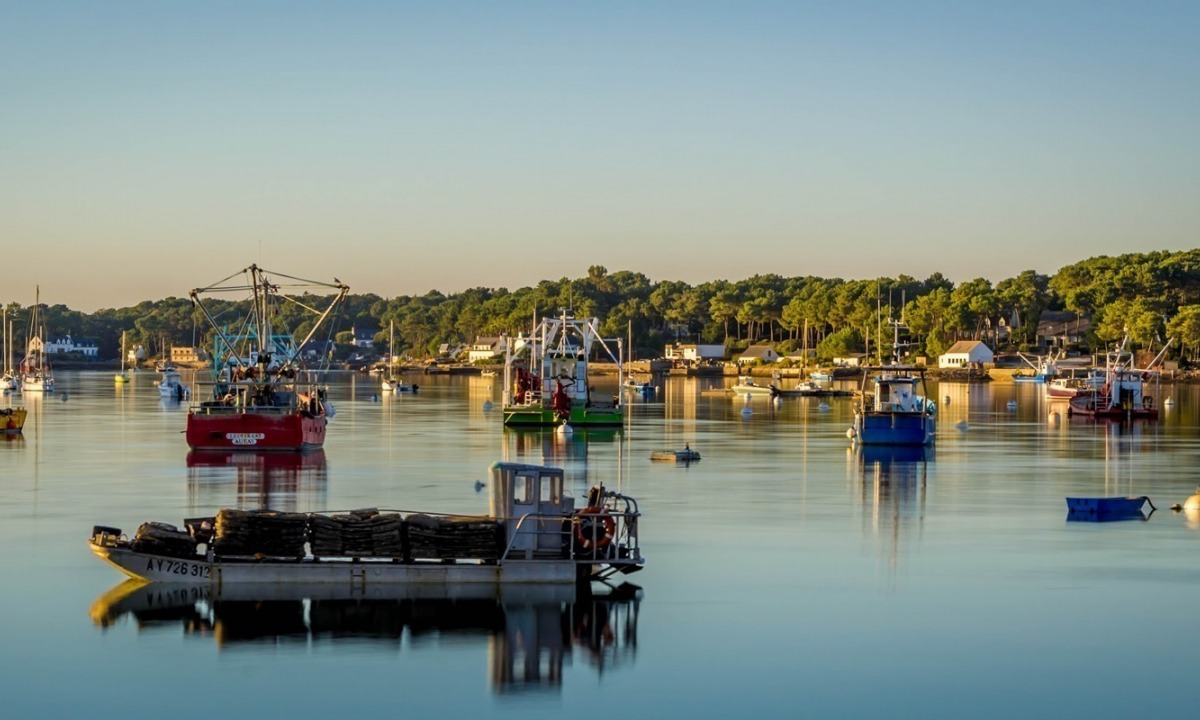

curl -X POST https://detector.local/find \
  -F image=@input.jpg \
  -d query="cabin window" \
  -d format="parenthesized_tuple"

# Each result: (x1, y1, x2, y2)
(539, 474, 562, 504)
(513, 475, 534, 504)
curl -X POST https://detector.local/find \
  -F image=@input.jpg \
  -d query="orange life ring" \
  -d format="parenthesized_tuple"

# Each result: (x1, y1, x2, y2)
(574, 507, 615, 551)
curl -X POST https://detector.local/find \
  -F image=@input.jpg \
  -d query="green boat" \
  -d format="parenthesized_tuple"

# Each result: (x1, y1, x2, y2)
(502, 404, 624, 427)
(502, 311, 624, 428)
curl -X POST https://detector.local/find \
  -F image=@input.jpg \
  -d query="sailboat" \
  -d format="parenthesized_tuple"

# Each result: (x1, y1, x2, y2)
(1, 308, 18, 391)
(622, 320, 654, 395)
(20, 286, 55, 393)
(114, 330, 130, 384)
(381, 320, 418, 393)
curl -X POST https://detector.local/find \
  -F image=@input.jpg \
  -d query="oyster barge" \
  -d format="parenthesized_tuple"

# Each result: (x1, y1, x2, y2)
(90, 462, 643, 586)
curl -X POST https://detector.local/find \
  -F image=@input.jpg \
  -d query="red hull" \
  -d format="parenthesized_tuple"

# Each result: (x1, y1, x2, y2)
(186, 410, 326, 451)
(1067, 396, 1158, 420)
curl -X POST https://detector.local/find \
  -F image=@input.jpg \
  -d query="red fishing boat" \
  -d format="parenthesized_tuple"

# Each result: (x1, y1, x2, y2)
(1066, 336, 1171, 421)
(185, 265, 349, 452)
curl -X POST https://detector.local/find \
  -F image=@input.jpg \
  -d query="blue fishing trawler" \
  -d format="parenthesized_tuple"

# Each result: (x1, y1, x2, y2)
(850, 366, 936, 446)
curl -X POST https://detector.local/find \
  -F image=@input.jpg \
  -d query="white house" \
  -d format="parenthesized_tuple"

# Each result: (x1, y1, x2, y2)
(832, 354, 867, 367)
(938, 340, 994, 368)
(665, 343, 724, 363)
(351, 327, 376, 348)
(467, 337, 506, 363)
(44, 334, 99, 358)
(737, 345, 779, 365)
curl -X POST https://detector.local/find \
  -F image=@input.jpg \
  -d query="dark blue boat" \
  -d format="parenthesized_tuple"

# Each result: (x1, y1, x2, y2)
(850, 366, 936, 446)
(1065, 496, 1155, 522)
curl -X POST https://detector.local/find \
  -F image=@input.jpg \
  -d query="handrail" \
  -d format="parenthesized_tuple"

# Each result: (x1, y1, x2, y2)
(498, 508, 641, 562)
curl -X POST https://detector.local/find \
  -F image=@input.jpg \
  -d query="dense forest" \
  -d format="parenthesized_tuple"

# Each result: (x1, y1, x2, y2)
(5, 250, 1200, 365)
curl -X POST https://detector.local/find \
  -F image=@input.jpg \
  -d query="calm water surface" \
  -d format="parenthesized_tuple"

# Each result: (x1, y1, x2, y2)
(2, 371, 1199, 718)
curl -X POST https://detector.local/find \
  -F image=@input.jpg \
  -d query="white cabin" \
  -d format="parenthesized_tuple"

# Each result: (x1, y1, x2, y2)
(489, 463, 575, 556)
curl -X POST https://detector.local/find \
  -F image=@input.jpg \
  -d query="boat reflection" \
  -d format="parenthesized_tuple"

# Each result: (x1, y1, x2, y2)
(854, 445, 932, 572)
(503, 426, 627, 494)
(90, 580, 640, 693)
(504, 426, 620, 460)
(186, 449, 328, 512)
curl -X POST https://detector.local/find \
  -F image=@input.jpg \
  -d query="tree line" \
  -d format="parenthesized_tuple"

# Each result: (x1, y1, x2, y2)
(5, 250, 1200, 364)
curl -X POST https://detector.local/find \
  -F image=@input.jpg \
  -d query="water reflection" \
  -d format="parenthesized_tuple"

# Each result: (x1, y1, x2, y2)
(502, 427, 628, 496)
(89, 581, 639, 693)
(853, 445, 932, 572)
(186, 450, 329, 512)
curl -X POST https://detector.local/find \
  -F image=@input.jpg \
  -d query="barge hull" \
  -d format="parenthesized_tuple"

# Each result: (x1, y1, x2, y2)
(92, 544, 579, 585)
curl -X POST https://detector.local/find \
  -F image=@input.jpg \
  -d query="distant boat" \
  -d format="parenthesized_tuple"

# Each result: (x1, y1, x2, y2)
(1014, 349, 1063, 383)
(651, 446, 700, 463)
(809, 370, 833, 382)
(19, 286, 55, 393)
(623, 377, 654, 395)
(2, 406, 26, 435)
(157, 368, 190, 400)
(1, 308, 18, 391)
(772, 380, 853, 398)
(1066, 335, 1169, 420)
(729, 376, 774, 397)
(381, 321, 418, 393)
(114, 330, 130, 384)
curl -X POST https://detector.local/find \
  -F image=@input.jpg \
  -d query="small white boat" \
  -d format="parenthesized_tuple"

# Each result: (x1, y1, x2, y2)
(157, 369, 190, 400)
(624, 377, 654, 395)
(2, 307, 18, 391)
(20, 286, 55, 392)
(382, 377, 419, 393)
(89, 462, 644, 587)
(730, 376, 774, 396)
(381, 321, 419, 393)
(772, 380, 853, 398)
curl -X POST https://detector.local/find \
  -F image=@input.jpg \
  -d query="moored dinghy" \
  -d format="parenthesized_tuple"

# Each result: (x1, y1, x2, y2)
(89, 462, 644, 586)
(650, 445, 701, 463)
(1066, 496, 1156, 522)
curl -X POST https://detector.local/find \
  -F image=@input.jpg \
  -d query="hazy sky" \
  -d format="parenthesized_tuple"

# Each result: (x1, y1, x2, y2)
(3, 1, 1197, 311)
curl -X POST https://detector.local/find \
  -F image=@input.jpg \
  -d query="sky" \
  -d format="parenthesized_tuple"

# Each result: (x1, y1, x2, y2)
(2, 1, 1197, 312)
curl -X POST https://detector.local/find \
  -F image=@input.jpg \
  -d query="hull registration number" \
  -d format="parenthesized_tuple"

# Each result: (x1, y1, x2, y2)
(146, 557, 211, 578)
